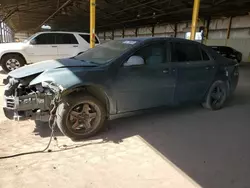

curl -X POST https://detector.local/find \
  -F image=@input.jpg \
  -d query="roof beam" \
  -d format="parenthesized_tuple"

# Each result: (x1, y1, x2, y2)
(34, 0, 73, 31)
(135, 0, 165, 13)
(98, 7, 192, 28)
(1, 7, 18, 22)
(108, 0, 167, 15)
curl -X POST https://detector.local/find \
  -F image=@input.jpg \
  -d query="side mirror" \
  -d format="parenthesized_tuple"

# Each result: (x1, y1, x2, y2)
(124, 56, 144, 67)
(30, 39, 36, 45)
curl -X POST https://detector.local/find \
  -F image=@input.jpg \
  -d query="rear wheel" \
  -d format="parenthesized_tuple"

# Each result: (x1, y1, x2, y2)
(202, 80, 227, 110)
(1, 54, 26, 73)
(56, 94, 106, 140)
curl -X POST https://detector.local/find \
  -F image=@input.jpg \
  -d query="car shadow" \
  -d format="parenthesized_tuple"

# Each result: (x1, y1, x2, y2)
(33, 99, 250, 188)
(33, 120, 64, 137)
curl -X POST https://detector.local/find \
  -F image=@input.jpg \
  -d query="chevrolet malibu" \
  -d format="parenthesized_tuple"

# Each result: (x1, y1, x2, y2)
(3, 38, 239, 140)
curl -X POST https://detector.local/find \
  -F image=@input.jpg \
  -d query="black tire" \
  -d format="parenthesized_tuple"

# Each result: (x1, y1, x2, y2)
(1, 54, 26, 73)
(202, 80, 227, 110)
(56, 94, 106, 140)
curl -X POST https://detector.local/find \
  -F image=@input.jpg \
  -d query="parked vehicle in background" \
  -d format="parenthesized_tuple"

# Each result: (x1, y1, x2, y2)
(3, 38, 239, 140)
(0, 31, 100, 72)
(210, 46, 242, 63)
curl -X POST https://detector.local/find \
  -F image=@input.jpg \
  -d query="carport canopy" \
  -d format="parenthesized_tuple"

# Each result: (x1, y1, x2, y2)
(1, 0, 250, 33)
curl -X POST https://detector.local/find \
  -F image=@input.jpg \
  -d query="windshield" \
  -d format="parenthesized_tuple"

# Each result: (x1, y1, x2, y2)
(74, 40, 138, 64)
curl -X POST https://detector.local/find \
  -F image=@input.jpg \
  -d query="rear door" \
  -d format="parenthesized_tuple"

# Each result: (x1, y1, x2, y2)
(56, 33, 80, 59)
(170, 41, 216, 103)
(26, 33, 58, 63)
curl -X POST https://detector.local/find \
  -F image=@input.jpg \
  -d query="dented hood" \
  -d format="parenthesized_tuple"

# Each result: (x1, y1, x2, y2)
(8, 58, 97, 79)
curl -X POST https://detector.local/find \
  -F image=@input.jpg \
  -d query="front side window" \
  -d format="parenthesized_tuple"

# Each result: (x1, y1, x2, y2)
(33, 33, 56, 45)
(79, 34, 99, 44)
(55, 33, 78, 44)
(134, 42, 166, 65)
(171, 42, 202, 62)
(74, 40, 138, 64)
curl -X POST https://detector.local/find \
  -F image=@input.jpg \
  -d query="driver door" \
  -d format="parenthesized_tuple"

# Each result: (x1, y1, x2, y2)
(25, 33, 58, 63)
(113, 41, 176, 113)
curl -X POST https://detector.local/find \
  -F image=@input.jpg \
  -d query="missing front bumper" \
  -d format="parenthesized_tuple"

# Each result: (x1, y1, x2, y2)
(3, 92, 54, 122)
(3, 107, 50, 121)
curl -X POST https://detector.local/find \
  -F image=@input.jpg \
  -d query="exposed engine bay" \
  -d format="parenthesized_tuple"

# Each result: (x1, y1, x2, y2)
(3, 76, 63, 122)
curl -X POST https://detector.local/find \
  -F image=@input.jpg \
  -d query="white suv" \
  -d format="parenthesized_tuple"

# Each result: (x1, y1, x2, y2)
(0, 31, 100, 72)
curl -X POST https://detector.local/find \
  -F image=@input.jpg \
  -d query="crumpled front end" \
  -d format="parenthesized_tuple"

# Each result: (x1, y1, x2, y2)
(3, 77, 62, 122)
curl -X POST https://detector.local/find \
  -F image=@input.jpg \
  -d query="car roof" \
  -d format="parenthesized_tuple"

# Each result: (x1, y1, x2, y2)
(210, 45, 231, 48)
(117, 37, 200, 44)
(36, 31, 91, 35)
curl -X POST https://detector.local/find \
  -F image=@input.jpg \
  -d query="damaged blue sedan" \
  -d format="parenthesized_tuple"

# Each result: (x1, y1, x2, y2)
(3, 38, 239, 139)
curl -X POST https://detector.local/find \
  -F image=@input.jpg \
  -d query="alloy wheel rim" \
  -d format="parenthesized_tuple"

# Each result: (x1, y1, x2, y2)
(67, 102, 101, 135)
(6, 58, 21, 71)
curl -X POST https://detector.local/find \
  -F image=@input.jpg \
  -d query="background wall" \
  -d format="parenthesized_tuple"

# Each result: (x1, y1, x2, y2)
(97, 15, 250, 62)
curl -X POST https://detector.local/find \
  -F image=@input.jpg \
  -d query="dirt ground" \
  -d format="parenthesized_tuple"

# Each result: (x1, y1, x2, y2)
(0, 65, 250, 188)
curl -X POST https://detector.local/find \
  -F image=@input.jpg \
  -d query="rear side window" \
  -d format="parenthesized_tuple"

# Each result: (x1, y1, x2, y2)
(34, 33, 56, 44)
(79, 34, 99, 44)
(55, 33, 78, 44)
(221, 47, 233, 53)
(171, 42, 202, 62)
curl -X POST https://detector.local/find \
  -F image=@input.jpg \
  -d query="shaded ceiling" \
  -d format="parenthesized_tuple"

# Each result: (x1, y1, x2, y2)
(1, 0, 250, 33)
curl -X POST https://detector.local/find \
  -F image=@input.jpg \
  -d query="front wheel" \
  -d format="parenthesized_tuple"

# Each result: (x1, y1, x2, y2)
(1, 54, 25, 73)
(202, 80, 227, 110)
(56, 94, 106, 140)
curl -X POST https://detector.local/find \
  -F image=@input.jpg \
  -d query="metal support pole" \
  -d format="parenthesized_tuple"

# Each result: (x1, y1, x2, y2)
(112, 30, 114, 40)
(3, 23, 6, 43)
(103, 31, 106, 41)
(122, 28, 125, 38)
(0, 22, 3, 43)
(206, 17, 211, 40)
(90, 0, 96, 48)
(174, 23, 177, 37)
(226, 17, 232, 40)
(190, 0, 200, 40)
(225, 16, 232, 46)
(135, 28, 138, 37)
(152, 25, 155, 37)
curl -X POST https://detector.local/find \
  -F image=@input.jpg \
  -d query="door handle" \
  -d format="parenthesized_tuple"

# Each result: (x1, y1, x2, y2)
(205, 66, 210, 70)
(163, 69, 169, 74)
(73, 45, 78, 47)
(51, 46, 57, 48)
(205, 66, 215, 70)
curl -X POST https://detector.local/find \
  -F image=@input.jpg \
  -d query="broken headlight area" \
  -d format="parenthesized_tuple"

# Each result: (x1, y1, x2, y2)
(3, 78, 63, 122)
